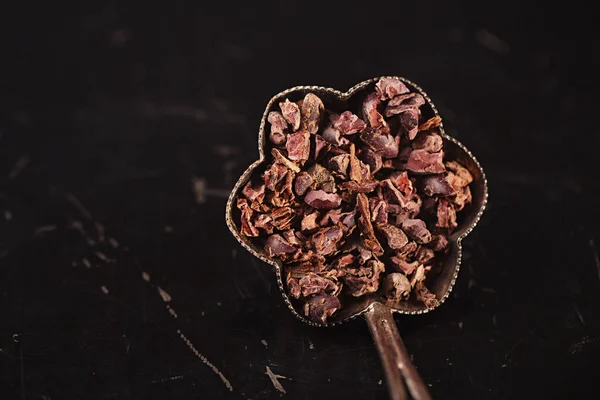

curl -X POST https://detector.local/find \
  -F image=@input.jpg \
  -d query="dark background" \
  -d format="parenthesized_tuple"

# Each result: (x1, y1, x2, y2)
(1, 1, 598, 399)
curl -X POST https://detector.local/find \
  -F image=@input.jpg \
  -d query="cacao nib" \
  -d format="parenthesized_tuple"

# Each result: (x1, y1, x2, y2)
(294, 171, 313, 196)
(382, 273, 411, 302)
(405, 149, 445, 174)
(419, 174, 456, 197)
(304, 190, 342, 209)
(339, 180, 378, 193)
(359, 148, 383, 174)
(429, 234, 449, 252)
(304, 293, 341, 323)
(331, 111, 367, 135)
(280, 99, 301, 131)
(399, 108, 420, 140)
(401, 219, 432, 244)
(436, 199, 457, 232)
(390, 255, 419, 275)
(242, 179, 266, 203)
(299, 273, 338, 297)
(418, 116, 442, 132)
(385, 93, 426, 117)
(360, 128, 399, 158)
(413, 131, 443, 153)
(362, 93, 388, 130)
(236, 85, 475, 322)
(376, 223, 409, 249)
(343, 259, 385, 297)
(265, 234, 296, 256)
(300, 93, 324, 134)
(286, 130, 311, 161)
(376, 77, 410, 100)
(268, 111, 288, 145)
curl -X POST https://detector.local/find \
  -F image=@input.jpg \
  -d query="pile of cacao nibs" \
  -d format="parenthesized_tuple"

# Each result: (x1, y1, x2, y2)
(236, 77, 473, 323)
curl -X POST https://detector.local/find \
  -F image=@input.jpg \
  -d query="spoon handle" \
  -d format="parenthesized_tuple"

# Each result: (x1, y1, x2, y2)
(364, 302, 432, 400)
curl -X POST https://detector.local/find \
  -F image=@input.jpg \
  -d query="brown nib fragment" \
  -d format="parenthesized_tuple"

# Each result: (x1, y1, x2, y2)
(415, 282, 439, 309)
(401, 219, 432, 244)
(307, 163, 336, 193)
(280, 99, 301, 131)
(301, 210, 321, 233)
(304, 190, 342, 209)
(412, 131, 443, 153)
(237, 198, 259, 237)
(383, 273, 411, 302)
(362, 93, 388, 131)
(299, 272, 338, 297)
(339, 180, 378, 193)
(356, 193, 384, 255)
(329, 154, 350, 176)
(389, 255, 419, 275)
(271, 148, 300, 172)
(429, 234, 449, 252)
(286, 130, 311, 161)
(265, 234, 296, 256)
(445, 161, 474, 187)
(385, 93, 426, 117)
(304, 293, 341, 323)
(376, 223, 409, 249)
(360, 128, 399, 158)
(359, 148, 383, 174)
(405, 149, 445, 174)
(310, 225, 344, 256)
(242, 180, 266, 203)
(400, 109, 420, 140)
(300, 93, 324, 134)
(294, 171, 313, 196)
(418, 116, 442, 132)
(268, 111, 288, 145)
(419, 174, 456, 197)
(343, 259, 385, 297)
(286, 272, 302, 299)
(331, 111, 367, 135)
(376, 77, 410, 100)
(436, 199, 457, 232)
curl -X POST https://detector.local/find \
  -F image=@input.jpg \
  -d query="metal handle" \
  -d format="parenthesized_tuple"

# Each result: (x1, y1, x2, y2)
(364, 302, 432, 400)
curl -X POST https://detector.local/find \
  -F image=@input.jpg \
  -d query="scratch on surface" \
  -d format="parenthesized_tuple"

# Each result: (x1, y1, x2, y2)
(94, 251, 109, 262)
(35, 225, 57, 235)
(569, 336, 597, 355)
(95, 222, 105, 242)
(108, 237, 120, 248)
(261, 339, 268, 348)
(8, 155, 30, 179)
(100, 286, 109, 295)
(82, 258, 92, 268)
(475, 29, 509, 54)
(152, 375, 184, 383)
(504, 328, 537, 360)
(142, 272, 151, 282)
(573, 304, 585, 326)
(308, 340, 315, 350)
(4, 210, 12, 221)
(69, 221, 95, 246)
(157, 286, 172, 303)
(177, 329, 233, 392)
(589, 238, 600, 282)
(65, 194, 93, 220)
(265, 365, 289, 394)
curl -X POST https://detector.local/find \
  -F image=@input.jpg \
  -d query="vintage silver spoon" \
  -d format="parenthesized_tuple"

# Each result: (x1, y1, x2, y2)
(225, 77, 488, 400)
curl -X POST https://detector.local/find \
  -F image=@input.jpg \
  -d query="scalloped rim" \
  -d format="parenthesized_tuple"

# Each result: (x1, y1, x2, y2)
(225, 76, 489, 327)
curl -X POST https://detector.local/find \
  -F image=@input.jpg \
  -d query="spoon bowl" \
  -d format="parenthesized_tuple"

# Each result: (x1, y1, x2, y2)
(225, 77, 488, 399)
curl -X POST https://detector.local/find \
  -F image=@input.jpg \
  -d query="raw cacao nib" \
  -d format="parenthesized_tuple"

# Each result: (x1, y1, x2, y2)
(376, 77, 410, 100)
(304, 293, 341, 323)
(236, 83, 475, 322)
(300, 93, 324, 134)
(280, 99, 301, 131)
(405, 149, 445, 174)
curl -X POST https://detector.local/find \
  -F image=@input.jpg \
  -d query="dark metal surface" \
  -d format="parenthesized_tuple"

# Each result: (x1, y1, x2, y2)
(1, 1, 597, 399)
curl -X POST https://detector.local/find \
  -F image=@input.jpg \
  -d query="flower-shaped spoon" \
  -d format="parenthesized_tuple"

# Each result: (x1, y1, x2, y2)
(226, 77, 488, 400)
